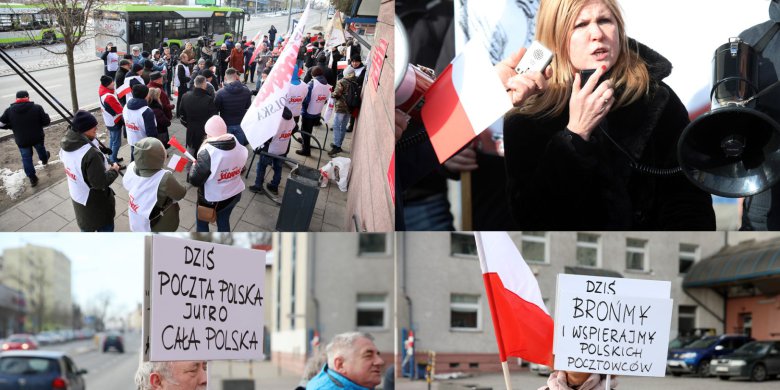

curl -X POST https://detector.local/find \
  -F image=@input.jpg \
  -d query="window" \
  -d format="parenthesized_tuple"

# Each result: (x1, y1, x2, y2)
(451, 233, 477, 257)
(678, 305, 696, 335)
(356, 293, 387, 329)
(358, 233, 387, 255)
(576, 233, 600, 267)
(521, 232, 547, 263)
(625, 238, 648, 271)
(679, 243, 698, 274)
(450, 294, 480, 330)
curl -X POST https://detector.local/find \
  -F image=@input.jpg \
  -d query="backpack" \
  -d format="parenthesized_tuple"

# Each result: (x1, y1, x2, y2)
(343, 79, 361, 110)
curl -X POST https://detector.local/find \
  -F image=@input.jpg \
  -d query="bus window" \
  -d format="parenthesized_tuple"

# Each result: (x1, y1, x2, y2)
(212, 18, 226, 35)
(185, 18, 200, 38)
(130, 20, 142, 46)
(164, 18, 186, 40)
(0, 14, 13, 32)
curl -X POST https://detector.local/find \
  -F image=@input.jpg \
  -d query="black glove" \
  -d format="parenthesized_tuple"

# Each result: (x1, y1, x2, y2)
(99, 145, 112, 155)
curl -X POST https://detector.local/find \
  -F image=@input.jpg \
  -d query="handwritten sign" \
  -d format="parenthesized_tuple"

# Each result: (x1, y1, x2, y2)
(144, 235, 265, 361)
(553, 274, 672, 377)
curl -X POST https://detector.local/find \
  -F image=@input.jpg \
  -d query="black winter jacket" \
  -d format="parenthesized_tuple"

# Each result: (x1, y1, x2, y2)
(60, 129, 118, 230)
(503, 40, 716, 230)
(180, 88, 218, 151)
(215, 81, 252, 126)
(187, 135, 242, 210)
(0, 101, 50, 147)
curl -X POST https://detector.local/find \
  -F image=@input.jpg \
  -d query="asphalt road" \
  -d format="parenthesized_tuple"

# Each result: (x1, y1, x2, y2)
(0, 8, 326, 120)
(41, 332, 141, 390)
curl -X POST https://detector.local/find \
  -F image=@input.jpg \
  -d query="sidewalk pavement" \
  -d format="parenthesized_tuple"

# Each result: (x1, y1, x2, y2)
(209, 360, 301, 389)
(0, 115, 351, 232)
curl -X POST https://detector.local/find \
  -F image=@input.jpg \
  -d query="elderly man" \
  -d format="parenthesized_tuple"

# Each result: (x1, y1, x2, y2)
(306, 332, 384, 390)
(134, 360, 207, 390)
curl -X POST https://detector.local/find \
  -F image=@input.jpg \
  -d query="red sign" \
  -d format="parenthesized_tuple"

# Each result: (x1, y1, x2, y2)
(370, 38, 389, 92)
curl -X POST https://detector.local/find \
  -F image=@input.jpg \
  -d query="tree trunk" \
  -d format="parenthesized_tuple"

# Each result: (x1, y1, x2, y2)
(66, 45, 78, 114)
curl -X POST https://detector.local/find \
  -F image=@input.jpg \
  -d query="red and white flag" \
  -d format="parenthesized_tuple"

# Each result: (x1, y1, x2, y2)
(475, 231, 554, 367)
(241, 4, 311, 151)
(421, 39, 512, 163)
(167, 154, 188, 172)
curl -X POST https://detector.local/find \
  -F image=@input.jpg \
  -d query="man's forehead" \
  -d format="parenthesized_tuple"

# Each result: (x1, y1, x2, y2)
(355, 337, 378, 354)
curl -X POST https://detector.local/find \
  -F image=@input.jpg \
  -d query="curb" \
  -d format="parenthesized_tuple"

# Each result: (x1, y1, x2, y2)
(0, 105, 100, 143)
(0, 57, 100, 78)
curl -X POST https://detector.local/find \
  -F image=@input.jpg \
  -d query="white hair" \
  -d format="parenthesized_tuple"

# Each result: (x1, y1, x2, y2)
(326, 332, 374, 368)
(134, 361, 175, 390)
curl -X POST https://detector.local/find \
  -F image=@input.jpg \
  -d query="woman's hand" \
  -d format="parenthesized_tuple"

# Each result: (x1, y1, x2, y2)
(496, 47, 553, 106)
(567, 65, 614, 141)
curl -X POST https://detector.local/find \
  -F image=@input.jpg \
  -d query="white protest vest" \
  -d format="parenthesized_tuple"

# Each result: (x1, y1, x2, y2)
(286, 82, 308, 117)
(59, 144, 92, 206)
(99, 93, 120, 127)
(122, 162, 167, 232)
(203, 135, 248, 202)
(107, 52, 119, 72)
(117, 75, 144, 99)
(173, 63, 190, 88)
(269, 117, 296, 155)
(305, 79, 331, 116)
(123, 103, 155, 146)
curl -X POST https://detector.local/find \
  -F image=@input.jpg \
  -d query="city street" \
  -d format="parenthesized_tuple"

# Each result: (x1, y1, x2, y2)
(0, 8, 326, 118)
(39, 331, 141, 390)
(396, 370, 780, 390)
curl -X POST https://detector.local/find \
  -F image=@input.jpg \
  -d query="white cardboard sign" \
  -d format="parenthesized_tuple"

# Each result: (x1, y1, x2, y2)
(146, 235, 265, 361)
(553, 274, 673, 377)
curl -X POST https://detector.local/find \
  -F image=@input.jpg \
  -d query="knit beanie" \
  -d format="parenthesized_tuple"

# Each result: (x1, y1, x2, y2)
(204, 115, 227, 137)
(72, 110, 98, 133)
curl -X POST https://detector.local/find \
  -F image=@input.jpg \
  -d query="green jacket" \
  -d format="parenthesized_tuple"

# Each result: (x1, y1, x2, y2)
(131, 137, 187, 231)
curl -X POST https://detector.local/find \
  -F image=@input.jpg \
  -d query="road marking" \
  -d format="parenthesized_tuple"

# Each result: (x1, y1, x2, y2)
(2, 84, 61, 98)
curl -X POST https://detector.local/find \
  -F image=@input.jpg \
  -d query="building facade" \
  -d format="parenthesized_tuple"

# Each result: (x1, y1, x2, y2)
(0, 244, 72, 332)
(398, 232, 780, 375)
(0, 283, 26, 338)
(269, 232, 395, 376)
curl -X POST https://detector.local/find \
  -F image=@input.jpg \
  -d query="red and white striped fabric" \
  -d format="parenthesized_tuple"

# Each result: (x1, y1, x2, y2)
(475, 231, 554, 366)
(167, 154, 188, 172)
(421, 39, 512, 163)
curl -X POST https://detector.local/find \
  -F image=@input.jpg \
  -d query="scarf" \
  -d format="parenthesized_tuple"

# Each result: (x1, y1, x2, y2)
(15, 97, 29, 103)
(540, 371, 617, 390)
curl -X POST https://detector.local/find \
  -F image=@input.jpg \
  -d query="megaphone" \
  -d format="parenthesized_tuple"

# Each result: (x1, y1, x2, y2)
(679, 37, 780, 197)
(394, 15, 435, 119)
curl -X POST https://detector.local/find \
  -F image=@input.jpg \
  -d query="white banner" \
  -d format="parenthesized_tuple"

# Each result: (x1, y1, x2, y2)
(553, 274, 673, 377)
(241, 3, 311, 151)
(146, 235, 266, 361)
(325, 10, 346, 49)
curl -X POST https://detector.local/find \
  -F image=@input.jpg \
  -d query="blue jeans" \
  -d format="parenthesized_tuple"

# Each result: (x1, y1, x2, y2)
(227, 124, 248, 146)
(332, 112, 349, 148)
(107, 124, 122, 163)
(403, 193, 455, 231)
(196, 193, 241, 232)
(81, 221, 114, 232)
(18, 142, 48, 178)
(254, 154, 282, 189)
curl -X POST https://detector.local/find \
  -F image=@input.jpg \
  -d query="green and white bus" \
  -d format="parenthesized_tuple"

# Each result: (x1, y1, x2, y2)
(94, 4, 245, 57)
(0, 3, 62, 47)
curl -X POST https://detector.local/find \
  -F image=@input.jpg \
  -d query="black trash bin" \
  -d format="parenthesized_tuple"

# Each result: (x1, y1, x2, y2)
(275, 165, 321, 231)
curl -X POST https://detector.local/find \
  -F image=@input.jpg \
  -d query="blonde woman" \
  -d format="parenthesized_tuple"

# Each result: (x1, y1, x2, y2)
(502, 0, 715, 230)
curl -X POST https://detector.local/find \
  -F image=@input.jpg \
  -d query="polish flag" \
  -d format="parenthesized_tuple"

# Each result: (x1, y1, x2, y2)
(421, 39, 512, 163)
(167, 154, 188, 172)
(167, 136, 196, 161)
(475, 231, 554, 367)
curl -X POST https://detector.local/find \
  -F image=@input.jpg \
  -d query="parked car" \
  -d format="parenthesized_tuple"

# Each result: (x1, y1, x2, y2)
(669, 328, 717, 349)
(0, 350, 87, 390)
(102, 332, 124, 353)
(667, 334, 754, 377)
(709, 340, 780, 382)
(529, 362, 552, 376)
(1, 334, 38, 351)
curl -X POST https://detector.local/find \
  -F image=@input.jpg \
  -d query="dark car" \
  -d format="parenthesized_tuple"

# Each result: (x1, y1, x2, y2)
(1, 334, 38, 352)
(667, 334, 754, 377)
(710, 340, 780, 382)
(0, 350, 86, 390)
(102, 332, 124, 353)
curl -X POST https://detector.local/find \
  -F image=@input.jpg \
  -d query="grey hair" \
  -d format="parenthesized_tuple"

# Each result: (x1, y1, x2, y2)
(134, 361, 174, 390)
(325, 332, 374, 368)
(301, 352, 328, 383)
(194, 75, 207, 88)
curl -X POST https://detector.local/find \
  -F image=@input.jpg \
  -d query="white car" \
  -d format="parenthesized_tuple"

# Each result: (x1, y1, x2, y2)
(530, 363, 552, 376)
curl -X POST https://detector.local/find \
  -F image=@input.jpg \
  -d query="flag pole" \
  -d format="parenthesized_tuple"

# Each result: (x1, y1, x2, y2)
(605, 374, 610, 390)
(474, 232, 512, 390)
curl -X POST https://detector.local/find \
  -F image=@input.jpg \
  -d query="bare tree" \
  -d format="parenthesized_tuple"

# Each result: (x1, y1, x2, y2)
(11, 0, 106, 113)
(87, 290, 113, 332)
